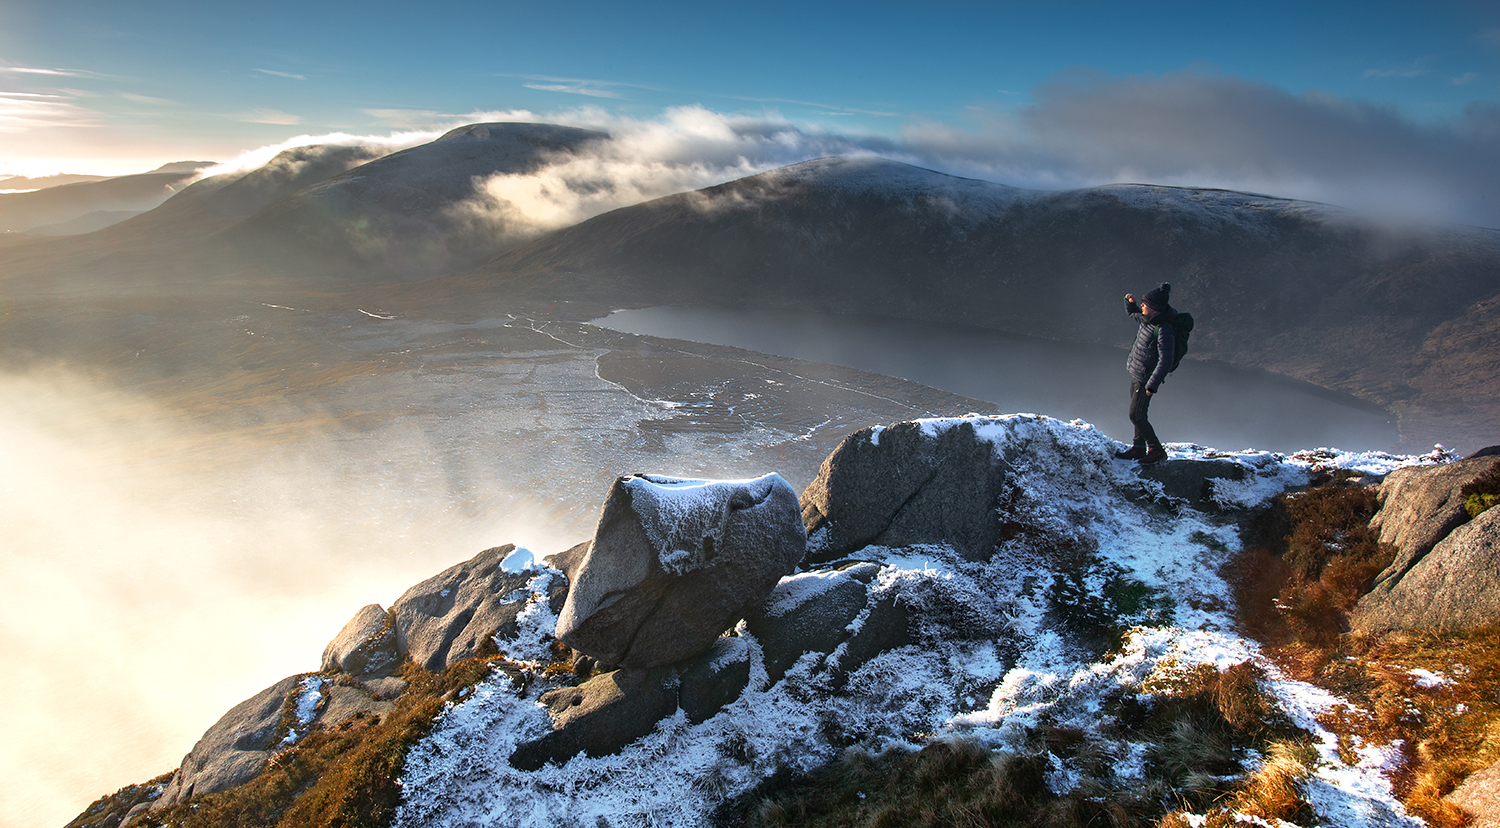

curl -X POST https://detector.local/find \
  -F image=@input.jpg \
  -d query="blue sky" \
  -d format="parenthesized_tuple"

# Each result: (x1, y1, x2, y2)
(2, 0, 1499, 223)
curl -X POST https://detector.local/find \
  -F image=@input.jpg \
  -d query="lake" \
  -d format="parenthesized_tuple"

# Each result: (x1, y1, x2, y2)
(596, 306, 1398, 454)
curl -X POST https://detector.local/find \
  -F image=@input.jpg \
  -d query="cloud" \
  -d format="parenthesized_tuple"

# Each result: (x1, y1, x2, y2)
(1482, 28, 1500, 47)
(1451, 72, 1479, 85)
(254, 68, 306, 80)
(893, 71, 1500, 228)
(445, 105, 891, 242)
(1364, 59, 1432, 79)
(197, 127, 447, 178)
(0, 65, 82, 77)
(525, 83, 624, 99)
(210, 72, 1500, 231)
(120, 92, 179, 106)
(0, 91, 101, 131)
(235, 108, 302, 125)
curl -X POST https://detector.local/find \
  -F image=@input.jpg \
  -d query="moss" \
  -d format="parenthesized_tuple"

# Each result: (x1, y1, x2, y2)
(1465, 492, 1497, 519)
(1045, 561, 1175, 655)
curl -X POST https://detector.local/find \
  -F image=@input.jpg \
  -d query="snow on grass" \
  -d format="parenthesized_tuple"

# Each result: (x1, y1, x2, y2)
(277, 675, 327, 749)
(393, 415, 1445, 827)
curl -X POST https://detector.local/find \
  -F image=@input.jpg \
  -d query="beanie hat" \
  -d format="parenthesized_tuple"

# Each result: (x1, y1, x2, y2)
(1143, 282, 1171, 309)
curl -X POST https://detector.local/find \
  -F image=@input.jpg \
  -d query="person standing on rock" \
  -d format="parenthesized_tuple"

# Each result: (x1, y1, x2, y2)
(1116, 282, 1178, 465)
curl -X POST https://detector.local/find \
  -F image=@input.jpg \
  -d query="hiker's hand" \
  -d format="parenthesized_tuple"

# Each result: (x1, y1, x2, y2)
(1125, 293, 1135, 304)
(1145, 388, 1155, 396)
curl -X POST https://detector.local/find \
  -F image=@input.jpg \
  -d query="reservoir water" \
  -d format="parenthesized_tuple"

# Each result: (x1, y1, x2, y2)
(596, 306, 1398, 454)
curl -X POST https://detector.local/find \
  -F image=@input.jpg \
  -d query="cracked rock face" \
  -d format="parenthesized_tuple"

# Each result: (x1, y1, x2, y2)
(801, 420, 1009, 563)
(556, 473, 806, 669)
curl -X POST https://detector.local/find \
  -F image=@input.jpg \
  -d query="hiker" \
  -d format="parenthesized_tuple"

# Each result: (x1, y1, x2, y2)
(1116, 282, 1178, 465)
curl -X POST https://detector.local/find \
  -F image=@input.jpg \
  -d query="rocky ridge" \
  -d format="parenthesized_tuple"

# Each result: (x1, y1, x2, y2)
(85, 414, 1500, 828)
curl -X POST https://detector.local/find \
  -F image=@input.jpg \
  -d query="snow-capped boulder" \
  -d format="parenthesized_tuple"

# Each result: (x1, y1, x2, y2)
(508, 666, 680, 770)
(321, 603, 399, 681)
(152, 675, 304, 809)
(556, 474, 806, 669)
(1352, 502, 1500, 633)
(746, 568, 872, 682)
(392, 544, 565, 672)
(802, 420, 1009, 563)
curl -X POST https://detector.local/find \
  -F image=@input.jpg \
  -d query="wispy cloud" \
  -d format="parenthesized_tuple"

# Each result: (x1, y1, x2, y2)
(1451, 72, 1479, 85)
(524, 82, 623, 99)
(0, 66, 79, 77)
(0, 91, 101, 131)
(254, 68, 307, 81)
(234, 108, 301, 125)
(121, 92, 179, 106)
(717, 93, 900, 118)
(1481, 29, 1500, 47)
(1364, 58, 1433, 79)
(896, 71, 1500, 227)
(0, 63, 120, 81)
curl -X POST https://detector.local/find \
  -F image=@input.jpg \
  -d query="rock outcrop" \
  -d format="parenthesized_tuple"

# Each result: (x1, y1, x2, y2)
(801, 420, 1009, 563)
(151, 675, 305, 808)
(392, 544, 565, 671)
(1352, 454, 1500, 633)
(321, 603, 399, 681)
(509, 666, 680, 771)
(557, 473, 806, 669)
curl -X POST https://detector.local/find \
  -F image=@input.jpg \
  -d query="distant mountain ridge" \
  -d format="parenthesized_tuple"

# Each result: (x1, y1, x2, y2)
(225, 123, 609, 281)
(459, 154, 1500, 449)
(1, 124, 1497, 449)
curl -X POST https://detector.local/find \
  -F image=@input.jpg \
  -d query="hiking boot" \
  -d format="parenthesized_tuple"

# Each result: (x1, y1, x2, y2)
(1139, 447, 1167, 465)
(1114, 446, 1146, 460)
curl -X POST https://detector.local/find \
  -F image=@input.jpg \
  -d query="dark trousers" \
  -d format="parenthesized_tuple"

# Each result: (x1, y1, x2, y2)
(1128, 380, 1160, 450)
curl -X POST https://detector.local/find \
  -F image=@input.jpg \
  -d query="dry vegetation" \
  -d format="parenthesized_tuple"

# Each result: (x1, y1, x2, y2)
(72, 656, 524, 828)
(1232, 472, 1500, 828)
(716, 662, 1310, 828)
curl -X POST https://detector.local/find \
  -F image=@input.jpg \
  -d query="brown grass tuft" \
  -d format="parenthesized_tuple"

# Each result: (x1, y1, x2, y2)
(128, 656, 521, 828)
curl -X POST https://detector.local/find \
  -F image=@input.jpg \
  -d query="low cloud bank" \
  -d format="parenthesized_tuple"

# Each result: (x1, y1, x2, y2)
(0, 369, 576, 828)
(206, 72, 1500, 232)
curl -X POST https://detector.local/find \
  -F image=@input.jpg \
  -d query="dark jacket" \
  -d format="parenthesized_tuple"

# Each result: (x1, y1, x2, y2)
(1126, 298, 1177, 392)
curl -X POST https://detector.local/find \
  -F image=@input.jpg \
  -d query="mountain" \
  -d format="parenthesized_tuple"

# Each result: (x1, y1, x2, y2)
(0, 166, 213, 233)
(2, 129, 1497, 448)
(456, 155, 1500, 451)
(0, 173, 108, 190)
(225, 123, 609, 281)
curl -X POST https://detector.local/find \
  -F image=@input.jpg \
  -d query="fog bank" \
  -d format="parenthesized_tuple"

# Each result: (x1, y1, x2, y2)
(0, 368, 577, 828)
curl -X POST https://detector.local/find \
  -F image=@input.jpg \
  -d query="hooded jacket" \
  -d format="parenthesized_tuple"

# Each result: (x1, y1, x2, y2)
(1126, 298, 1177, 393)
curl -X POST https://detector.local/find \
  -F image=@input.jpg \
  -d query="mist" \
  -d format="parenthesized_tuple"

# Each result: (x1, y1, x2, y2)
(0, 367, 581, 828)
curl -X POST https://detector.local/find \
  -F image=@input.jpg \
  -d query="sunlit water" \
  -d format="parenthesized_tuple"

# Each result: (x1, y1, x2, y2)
(597, 306, 1398, 454)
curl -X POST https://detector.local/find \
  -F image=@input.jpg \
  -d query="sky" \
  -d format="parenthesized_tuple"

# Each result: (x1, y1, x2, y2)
(2, 0, 1499, 224)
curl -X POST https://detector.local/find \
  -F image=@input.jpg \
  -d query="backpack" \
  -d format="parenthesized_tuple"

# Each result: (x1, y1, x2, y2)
(1168, 312, 1194, 372)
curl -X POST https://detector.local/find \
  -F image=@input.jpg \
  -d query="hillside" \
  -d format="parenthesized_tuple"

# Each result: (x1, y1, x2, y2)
(457, 156, 1500, 451)
(0, 167, 210, 233)
(225, 123, 609, 281)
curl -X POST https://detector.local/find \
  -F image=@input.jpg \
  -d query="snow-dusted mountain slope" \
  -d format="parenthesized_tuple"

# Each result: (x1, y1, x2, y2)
(226, 123, 609, 280)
